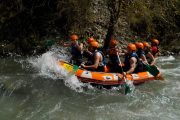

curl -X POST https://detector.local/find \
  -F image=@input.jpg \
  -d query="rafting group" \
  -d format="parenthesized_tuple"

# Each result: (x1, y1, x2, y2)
(61, 34, 160, 76)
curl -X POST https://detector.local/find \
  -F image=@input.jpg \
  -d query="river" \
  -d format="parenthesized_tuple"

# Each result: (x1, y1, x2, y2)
(0, 47, 180, 120)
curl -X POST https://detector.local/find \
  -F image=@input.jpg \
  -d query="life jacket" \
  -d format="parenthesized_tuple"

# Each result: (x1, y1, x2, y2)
(123, 52, 144, 73)
(136, 49, 145, 58)
(107, 46, 119, 64)
(92, 50, 106, 72)
(71, 41, 82, 59)
(144, 47, 150, 56)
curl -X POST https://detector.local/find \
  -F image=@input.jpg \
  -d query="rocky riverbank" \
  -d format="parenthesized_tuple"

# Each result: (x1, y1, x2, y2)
(0, 0, 180, 56)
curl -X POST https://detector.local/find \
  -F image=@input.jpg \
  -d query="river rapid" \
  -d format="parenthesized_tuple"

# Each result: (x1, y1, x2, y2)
(0, 47, 180, 120)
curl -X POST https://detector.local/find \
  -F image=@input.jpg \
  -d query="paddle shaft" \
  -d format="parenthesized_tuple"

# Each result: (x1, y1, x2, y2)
(116, 52, 134, 94)
(116, 52, 127, 82)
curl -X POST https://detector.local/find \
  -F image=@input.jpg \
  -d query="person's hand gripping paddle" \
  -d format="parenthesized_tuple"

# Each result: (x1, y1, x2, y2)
(117, 52, 135, 94)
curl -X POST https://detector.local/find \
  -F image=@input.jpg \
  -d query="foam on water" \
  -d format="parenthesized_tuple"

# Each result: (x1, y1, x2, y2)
(28, 46, 84, 92)
(156, 56, 180, 119)
(27, 50, 180, 119)
(27, 46, 135, 94)
(1, 52, 180, 120)
(158, 55, 175, 62)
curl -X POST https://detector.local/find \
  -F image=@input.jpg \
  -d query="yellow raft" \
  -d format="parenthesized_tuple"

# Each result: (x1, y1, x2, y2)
(58, 60, 163, 86)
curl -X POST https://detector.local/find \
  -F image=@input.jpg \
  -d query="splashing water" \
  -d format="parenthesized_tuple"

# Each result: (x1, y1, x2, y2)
(1, 51, 180, 120)
(157, 56, 179, 76)
(158, 55, 175, 62)
(28, 46, 84, 92)
(27, 45, 130, 94)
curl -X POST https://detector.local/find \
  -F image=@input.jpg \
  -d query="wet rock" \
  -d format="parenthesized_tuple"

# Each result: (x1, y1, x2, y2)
(0, 43, 16, 55)
(171, 46, 180, 55)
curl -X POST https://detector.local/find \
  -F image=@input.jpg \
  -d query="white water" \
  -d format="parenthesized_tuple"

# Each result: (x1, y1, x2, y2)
(158, 55, 175, 62)
(28, 46, 85, 92)
(28, 48, 180, 119)
(28, 47, 179, 96)
(28, 45, 136, 94)
(1, 48, 180, 120)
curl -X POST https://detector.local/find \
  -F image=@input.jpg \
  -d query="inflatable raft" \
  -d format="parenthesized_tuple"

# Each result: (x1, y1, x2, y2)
(58, 60, 163, 86)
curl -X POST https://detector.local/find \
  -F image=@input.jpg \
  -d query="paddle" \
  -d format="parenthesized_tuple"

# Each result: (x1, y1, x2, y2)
(60, 61, 79, 76)
(116, 52, 134, 94)
(68, 64, 79, 76)
(70, 64, 79, 75)
(144, 62, 165, 80)
(143, 63, 160, 76)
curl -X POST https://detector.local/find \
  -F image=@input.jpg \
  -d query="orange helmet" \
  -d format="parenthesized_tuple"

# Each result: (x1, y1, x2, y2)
(127, 43, 136, 51)
(135, 42, 140, 47)
(87, 37, 95, 43)
(70, 34, 78, 41)
(152, 39, 159, 45)
(135, 42, 144, 49)
(143, 42, 150, 47)
(90, 41, 99, 48)
(110, 39, 118, 46)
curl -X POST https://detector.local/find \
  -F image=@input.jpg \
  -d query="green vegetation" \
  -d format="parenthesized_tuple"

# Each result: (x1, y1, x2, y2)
(126, 0, 180, 40)
(0, 0, 179, 55)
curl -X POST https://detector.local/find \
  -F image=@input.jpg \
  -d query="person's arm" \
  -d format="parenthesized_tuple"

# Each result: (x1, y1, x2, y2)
(84, 49, 93, 56)
(63, 42, 71, 47)
(118, 52, 126, 56)
(59, 40, 71, 47)
(141, 54, 148, 64)
(76, 42, 83, 51)
(115, 47, 121, 53)
(118, 49, 127, 56)
(81, 53, 100, 69)
(125, 57, 137, 74)
(147, 52, 155, 65)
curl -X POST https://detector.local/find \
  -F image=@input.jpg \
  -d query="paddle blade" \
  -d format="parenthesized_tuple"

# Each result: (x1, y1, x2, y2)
(124, 84, 131, 95)
(68, 65, 79, 76)
(73, 65, 79, 72)
(123, 80, 135, 95)
(144, 64, 159, 76)
(60, 61, 79, 75)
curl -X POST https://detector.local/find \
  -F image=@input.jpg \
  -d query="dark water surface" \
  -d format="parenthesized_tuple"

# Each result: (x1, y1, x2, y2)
(0, 53, 180, 120)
